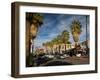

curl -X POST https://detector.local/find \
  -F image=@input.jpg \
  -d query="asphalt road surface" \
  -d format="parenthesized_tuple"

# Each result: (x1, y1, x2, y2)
(40, 56, 89, 66)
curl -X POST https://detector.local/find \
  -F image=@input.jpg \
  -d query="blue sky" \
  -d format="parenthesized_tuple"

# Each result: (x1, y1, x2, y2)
(34, 13, 90, 48)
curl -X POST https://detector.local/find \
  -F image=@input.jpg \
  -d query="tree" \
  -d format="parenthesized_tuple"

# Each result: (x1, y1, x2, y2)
(26, 13, 43, 53)
(49, 41, 54, 54)
(51, 38, 58, 53)
(42, 43, 47, 53)
(43, 41, 53, 54)
(71, 19, 82, 47)
(61, 30, 70, 51)
(26, 13, 43, 67)
(56, 35, 63, 53)
(26, 13, 43, 39)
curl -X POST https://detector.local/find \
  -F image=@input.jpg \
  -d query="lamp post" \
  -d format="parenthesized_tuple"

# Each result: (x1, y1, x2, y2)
(86, 15, 89, 56)
(86, 15, 88, 49)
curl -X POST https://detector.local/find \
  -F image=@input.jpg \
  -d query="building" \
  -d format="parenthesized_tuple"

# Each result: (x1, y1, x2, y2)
(35, 48, 45, 55)
(43, 43, 75, 54)
(80, 40, 90, 49)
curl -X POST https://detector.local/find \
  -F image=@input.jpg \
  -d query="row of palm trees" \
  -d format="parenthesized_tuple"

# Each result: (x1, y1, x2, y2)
(42, 19, 82, 54)
(42, 30, 70, 53)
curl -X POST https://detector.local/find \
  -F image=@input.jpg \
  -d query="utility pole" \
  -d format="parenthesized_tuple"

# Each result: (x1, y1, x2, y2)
(86, 15, 88, 48)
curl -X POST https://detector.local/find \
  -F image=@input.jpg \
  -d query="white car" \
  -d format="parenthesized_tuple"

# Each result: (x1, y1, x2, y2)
(76, 54, 81, 57)
(45, 55, 54, 58)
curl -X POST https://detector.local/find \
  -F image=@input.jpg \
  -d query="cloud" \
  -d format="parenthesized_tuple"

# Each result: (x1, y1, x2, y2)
(55, 15, 73, 32)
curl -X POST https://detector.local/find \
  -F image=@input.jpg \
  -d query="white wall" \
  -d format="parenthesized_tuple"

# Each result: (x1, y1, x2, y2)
(0, 0, 99, 80)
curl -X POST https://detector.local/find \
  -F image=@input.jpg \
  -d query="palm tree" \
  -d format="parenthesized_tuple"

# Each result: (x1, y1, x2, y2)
(44, 41, 53, 54)
(71, 19, 82, 47)
(49, 41, 54, 54)
(26, 13, 43, 67)
(26, 13, 43, 53)
(42, 43, 47, 53)
(61, 30, 70, 51)
(56, 35, 63, 53)
(51, 38, 58, 53)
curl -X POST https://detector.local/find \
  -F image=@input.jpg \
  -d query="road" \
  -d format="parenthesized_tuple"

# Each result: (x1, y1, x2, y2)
(40, 56, 89, 66)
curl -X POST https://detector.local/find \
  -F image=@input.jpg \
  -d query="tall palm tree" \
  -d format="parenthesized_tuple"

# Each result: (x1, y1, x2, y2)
(56, 35, 62, 53)
(44, 41, 53, 54)
(51, 38, 58, 53)
(61, 30, 70, 51)
(26, 13, 43, 67)
(49, 41, 54, 54)
(71, 19, 82, 47)
(42, 43, 47, 53)
(26, 13, 43, 53)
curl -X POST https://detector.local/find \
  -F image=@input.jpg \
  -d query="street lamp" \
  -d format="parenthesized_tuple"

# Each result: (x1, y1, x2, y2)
(86, 15, 88, 49)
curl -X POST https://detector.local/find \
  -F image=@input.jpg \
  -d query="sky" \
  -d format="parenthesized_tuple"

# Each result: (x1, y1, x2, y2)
(34, 13, 90, 48)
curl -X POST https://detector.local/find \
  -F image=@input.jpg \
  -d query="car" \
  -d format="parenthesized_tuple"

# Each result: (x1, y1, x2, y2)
(76, 54, 81, 57)
(45, 54, 54, 58)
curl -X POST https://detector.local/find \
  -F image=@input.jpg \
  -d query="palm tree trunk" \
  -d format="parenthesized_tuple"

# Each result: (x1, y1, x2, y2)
(32, 39, 34, 53)
(59, 45, 61, 53)
(51, 47, 53, 54)
(75, 42, 77, 48)
(65, 44, 66, 51)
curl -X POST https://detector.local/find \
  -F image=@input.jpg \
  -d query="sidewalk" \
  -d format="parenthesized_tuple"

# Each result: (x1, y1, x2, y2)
(65, 56, 89, 65)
